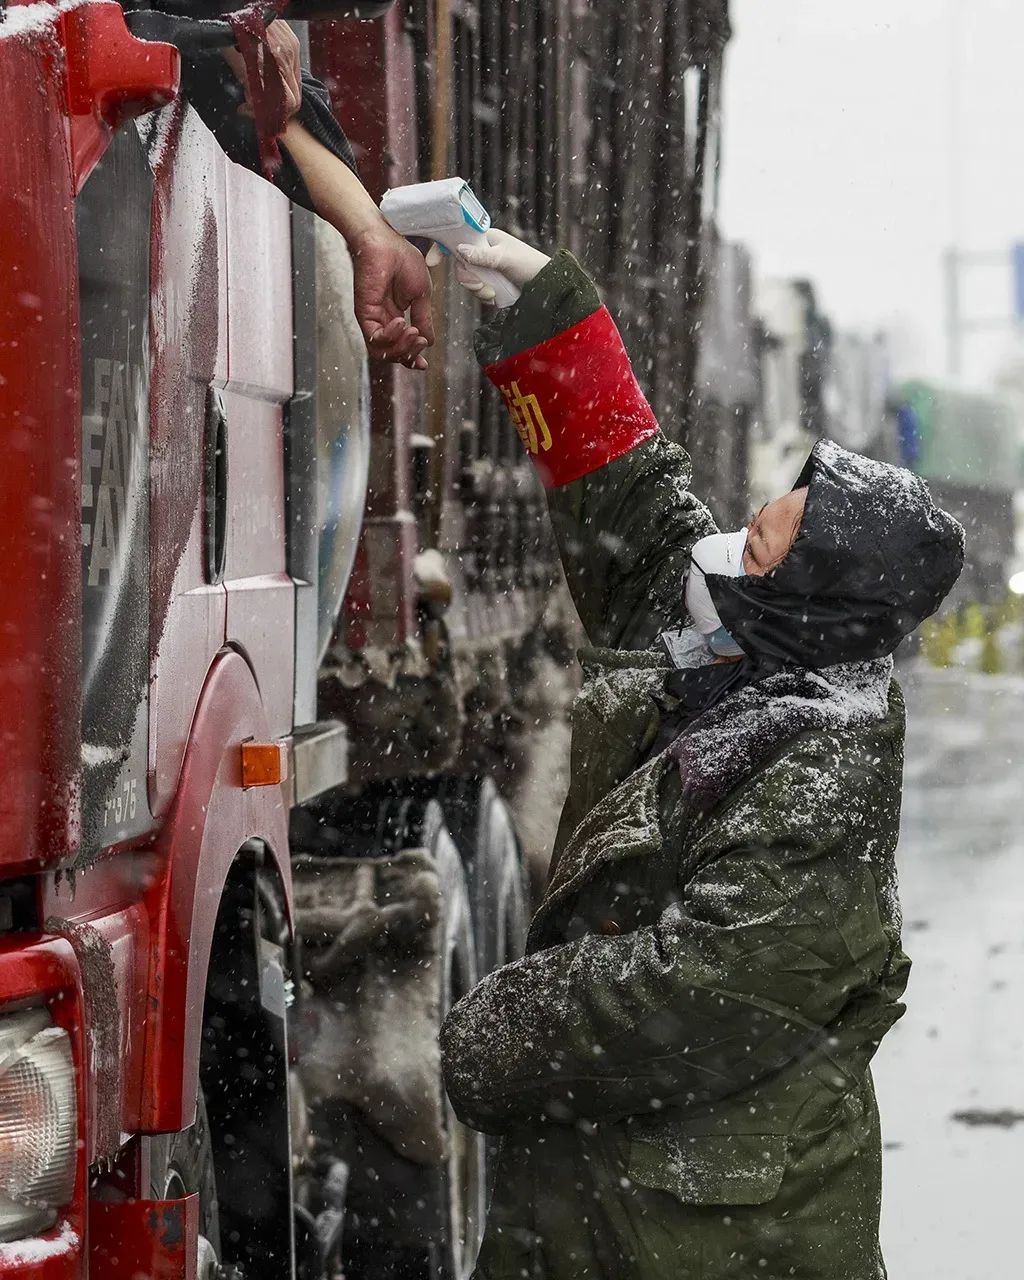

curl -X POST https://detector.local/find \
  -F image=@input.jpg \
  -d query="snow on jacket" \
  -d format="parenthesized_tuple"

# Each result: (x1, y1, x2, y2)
(440, 254, 921, 1280)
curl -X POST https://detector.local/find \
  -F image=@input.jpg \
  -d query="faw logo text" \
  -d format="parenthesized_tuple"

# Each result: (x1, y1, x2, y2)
(81, 358, 138, 587)
(499, 381, 552, 455)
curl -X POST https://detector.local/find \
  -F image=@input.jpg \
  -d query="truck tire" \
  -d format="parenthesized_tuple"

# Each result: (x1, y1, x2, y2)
(294, 793, 486, 1280)
(421, 802, 487, 1280)
(443, 778, 530, 976)
(440, 779, 529, 1203)
(201, 857, 295, 1279)
(147, 1089, 222, 1280)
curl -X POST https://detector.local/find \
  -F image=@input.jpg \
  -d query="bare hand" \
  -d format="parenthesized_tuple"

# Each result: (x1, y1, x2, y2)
(223, 19, 303, 120)
(350, 225, 435, 370)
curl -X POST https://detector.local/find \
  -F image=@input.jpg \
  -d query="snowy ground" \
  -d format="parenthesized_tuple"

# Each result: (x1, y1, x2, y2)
(875, 665, 1024, 1278)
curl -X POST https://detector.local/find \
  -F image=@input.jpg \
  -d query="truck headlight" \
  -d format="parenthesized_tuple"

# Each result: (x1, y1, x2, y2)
(0, 1009, 77, 1242)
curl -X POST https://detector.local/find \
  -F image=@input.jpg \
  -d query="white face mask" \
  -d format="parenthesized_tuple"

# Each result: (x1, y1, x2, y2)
(685, 529, 748, 657)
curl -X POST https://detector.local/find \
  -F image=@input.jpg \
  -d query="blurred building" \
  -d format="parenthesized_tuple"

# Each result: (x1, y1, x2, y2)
(994, 350, 1024, 585)
(692, 238, 762, 526)
(749, 277, 837, 504)
(895, 381, 1019, 603)
(826, 330, 900, 463)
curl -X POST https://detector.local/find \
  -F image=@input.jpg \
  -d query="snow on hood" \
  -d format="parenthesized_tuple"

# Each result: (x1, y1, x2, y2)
(707, 438, 965, 669)
(0, 1220, 79, 1265)
(0, 0, 92, 42)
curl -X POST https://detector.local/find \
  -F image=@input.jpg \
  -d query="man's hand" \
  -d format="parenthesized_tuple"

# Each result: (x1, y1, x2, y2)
(223, 20, 303, 120)
(349, 225, 435, 369)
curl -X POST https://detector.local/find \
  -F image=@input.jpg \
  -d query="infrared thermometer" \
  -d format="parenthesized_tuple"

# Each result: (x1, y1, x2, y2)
(380, 178, 522, 309)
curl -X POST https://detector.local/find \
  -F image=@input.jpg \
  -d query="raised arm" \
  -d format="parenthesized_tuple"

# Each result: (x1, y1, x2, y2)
(461, 237, 716, 649)
(277, 119, 434, 367)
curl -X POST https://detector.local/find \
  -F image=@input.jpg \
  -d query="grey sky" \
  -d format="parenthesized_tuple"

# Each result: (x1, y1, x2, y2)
(718, 0, 1024, 386)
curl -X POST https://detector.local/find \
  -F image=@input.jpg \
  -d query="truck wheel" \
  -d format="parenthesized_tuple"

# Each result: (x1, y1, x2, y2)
(444, 778, 529, 976)
(440, 779, 529, 1205)
(420, 802, 486, 1280)
(294, 795, 486, 1280)
(147, 1089, 221, 1279)
(201, 856, 294, 1279)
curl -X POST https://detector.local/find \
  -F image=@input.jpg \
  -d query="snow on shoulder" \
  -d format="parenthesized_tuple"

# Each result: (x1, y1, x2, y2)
(671, 657, 894, 809)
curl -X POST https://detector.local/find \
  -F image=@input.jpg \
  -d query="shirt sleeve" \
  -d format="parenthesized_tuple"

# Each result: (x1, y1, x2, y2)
(179, 56, 356, 210)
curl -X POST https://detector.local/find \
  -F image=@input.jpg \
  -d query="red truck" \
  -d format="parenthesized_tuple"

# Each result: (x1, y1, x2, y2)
(0, 2, 731, 1277)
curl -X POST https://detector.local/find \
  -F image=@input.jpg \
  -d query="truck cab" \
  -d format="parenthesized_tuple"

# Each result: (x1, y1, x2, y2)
(0, 4, 532, 1276)
(0, 1, 732, 1275)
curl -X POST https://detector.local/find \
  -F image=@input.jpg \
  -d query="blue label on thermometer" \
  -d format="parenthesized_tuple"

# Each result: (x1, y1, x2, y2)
(459, 182, 492, 233)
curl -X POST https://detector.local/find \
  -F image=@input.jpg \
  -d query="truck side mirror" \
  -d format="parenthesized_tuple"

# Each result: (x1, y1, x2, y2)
(62, 1, 179, 193)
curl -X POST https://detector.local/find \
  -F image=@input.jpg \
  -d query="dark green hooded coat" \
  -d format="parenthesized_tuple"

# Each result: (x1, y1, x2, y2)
(440, 256, 920, 1280)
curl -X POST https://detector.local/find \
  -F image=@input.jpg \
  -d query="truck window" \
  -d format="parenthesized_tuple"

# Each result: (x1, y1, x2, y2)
(76, 125, 154, 853)
(313, 220, 370, 662)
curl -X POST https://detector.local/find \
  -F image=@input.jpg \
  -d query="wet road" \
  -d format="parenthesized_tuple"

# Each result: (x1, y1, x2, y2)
(875, 666, 1024, 1278)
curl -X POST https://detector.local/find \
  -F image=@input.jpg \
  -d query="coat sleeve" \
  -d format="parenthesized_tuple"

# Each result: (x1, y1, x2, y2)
(475, 252, 715, 649)
(546, 436, 717, 649)
(439, 740, 902, 1135)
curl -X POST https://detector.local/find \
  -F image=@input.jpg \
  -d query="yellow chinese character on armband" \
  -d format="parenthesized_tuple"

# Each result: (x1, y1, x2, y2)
(499, 381, 552, 455)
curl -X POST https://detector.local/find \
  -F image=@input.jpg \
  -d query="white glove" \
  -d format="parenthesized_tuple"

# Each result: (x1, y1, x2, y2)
(426, 228, 551, 304)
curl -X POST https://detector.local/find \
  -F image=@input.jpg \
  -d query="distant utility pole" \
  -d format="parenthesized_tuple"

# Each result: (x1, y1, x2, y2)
(943, 245, 1023, 379)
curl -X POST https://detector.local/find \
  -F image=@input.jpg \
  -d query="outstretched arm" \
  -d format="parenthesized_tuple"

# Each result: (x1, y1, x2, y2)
(450, 233, 715, 647)
(277, 120, 434, 368)
(193, 22, 434, 369)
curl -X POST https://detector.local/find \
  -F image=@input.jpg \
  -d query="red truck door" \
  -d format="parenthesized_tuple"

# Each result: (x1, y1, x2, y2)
(144, 103, 231, 821)
(77, 123, 158, 859)
(220, 162, 296, 740)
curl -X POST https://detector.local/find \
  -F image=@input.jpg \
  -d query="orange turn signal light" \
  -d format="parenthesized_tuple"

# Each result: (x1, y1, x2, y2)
(240, 741, 288, 789)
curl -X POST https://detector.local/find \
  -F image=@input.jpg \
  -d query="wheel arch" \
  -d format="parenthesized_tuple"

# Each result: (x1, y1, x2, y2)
(141, 648, 292, 1133)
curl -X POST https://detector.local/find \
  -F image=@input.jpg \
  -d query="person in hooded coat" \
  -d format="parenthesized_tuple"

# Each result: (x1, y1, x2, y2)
(437, 233, 965, 1280)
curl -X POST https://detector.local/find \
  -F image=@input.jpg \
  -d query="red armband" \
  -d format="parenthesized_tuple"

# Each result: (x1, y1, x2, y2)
(482, 306, 660, 488)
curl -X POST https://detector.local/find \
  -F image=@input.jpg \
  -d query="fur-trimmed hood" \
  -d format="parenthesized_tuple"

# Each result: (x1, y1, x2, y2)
(669, 654, 895, 811)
